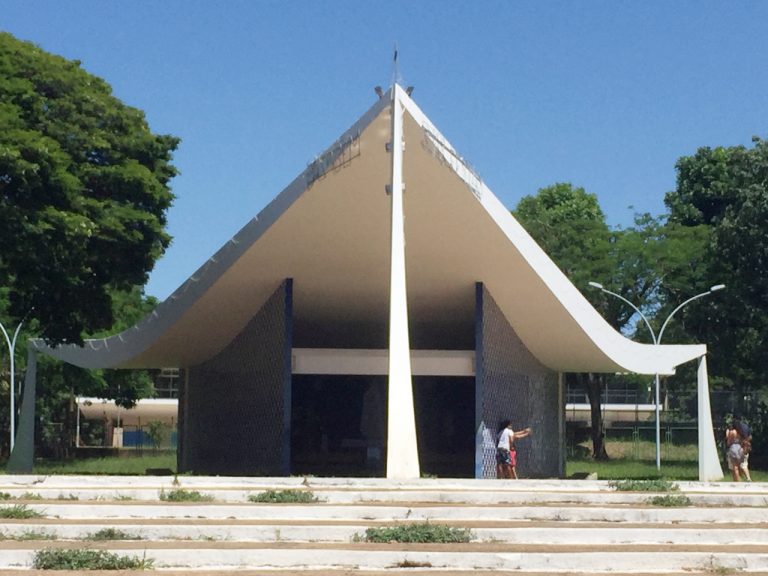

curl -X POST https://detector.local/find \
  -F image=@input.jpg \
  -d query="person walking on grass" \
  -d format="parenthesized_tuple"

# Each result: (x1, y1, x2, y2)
(725, 419, 745, 482)
(496, 420, 532, 479)
(733, 416, 753, 482)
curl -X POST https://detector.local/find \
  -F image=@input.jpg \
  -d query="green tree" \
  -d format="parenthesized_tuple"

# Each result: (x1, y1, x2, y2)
(514, 184, 706, 459)
(0, 32, 179, 345)
(664, 137, 768, 430)
(515, 183, 615, 459)
(3, 286, 158, 458)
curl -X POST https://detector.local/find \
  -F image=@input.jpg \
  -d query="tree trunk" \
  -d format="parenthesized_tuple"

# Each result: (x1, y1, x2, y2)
(583, 372, 609, 460)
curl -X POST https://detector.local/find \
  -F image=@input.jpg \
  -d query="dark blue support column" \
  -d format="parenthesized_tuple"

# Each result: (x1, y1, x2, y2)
(282, 278, 293, 475)
(177, 368, 189, 473)
(7, 348, 37, 473)
(474, 282, 485, 479)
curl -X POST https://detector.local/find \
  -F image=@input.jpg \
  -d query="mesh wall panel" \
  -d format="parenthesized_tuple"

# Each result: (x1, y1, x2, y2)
(476, 283, 564, 478)
(180, 280, 292, 475)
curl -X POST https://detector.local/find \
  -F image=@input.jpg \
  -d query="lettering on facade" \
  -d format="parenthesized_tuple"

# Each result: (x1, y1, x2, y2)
(306, 131, 361, 186)
(422, 129, 483, 202)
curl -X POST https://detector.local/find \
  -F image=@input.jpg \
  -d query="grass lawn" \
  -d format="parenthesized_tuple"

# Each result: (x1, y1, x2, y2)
(1, 452, 177, 476)
(1, 441, 763, 481)
(567, 440, 766, 481)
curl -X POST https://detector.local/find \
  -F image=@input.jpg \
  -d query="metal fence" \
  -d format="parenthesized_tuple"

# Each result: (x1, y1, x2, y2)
(567, 422, 699, 461)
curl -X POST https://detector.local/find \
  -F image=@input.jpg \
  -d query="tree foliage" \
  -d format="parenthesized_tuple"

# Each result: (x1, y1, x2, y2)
(513, 183, 712, 460)
(665, 137, 768, 399)
(515, 182, 613, 296)
(0, 32, 179, 344)
(0, 286, 158, 458)
(514, 183, 616, 459)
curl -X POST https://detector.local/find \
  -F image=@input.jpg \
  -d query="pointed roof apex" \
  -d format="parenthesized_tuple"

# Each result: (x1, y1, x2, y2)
(373, 84, 413, 102)
(34, 85, 706, 376)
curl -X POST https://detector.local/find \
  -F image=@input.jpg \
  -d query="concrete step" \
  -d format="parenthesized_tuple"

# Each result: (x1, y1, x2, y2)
(5, 487, 768, 507)
(2, 475, 766, 506)
(2, 544, 767, 573)
(2, 521, 768, 545)
(1, 475, 767, 573)
(9, 501, 768, 524)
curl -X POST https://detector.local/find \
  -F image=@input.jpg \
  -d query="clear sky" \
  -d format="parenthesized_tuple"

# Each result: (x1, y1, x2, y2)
(3, 2, 767, 300)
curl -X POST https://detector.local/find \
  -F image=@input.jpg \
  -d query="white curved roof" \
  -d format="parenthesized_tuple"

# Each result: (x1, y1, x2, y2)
(34, 86, 704, 375)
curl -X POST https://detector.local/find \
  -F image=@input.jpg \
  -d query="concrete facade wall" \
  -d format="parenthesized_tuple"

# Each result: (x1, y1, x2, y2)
(178, 280, 292, 475)
(476, 283, 564, 478)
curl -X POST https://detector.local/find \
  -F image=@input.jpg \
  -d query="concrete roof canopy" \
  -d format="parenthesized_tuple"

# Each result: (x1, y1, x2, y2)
(34, 86, 705, 375)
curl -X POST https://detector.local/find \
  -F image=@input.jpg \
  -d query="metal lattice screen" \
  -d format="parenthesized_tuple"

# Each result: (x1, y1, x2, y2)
(476, 284, 564, 478)
(181, 280, 291, 475)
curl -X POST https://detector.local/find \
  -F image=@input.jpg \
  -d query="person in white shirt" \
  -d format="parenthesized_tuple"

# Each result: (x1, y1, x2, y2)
(496, 420, 532, 479)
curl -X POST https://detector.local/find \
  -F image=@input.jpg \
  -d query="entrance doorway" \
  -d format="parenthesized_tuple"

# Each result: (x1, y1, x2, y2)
(414, 376, 475, 477)
(290, 374, 475, 477)
(291, 375, 387, 476)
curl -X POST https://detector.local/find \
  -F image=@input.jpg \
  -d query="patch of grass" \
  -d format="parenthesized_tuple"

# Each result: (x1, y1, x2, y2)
(570, 455, 768, 482)
(0, 529, 56, 541)
(20, 492, 43, 500)
(646, 494, 692, 507)
(361, 523, 472, 544)
(0, 492, 11, 500)
(85, 527, 142, 541)
(568, 458, 699, 481)
(0, 504, 43, 519)
(159, 488, 213, 502)
(114, 494, 134, 501)
(248, 490, 318, 504)
(16, 529, 58, 540)
(698, 556, 739, 575)
(394, 559, 433, 568)
(32, 548, 154, 570)
(198, 534, 218, 541)
(18, 453, 177, 476)
(57, 493, 79, 501)
(609, 479, 679, 492)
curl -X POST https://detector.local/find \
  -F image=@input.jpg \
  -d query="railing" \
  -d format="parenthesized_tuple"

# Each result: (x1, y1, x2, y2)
(567, 422, 699, 460)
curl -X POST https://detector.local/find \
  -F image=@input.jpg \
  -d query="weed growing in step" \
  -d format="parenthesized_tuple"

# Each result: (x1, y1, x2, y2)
(0, 504, 43, 519)
(698, 555, 739, 575)
(394, 559, 433, 568)
(0, 492, 11, 500)
(17, 529, 57, 540)
(33, 548, 154, 570)
(159, 488, 213, 502)
(361, 523, 472, 543)
(57, 493, 79, 501)
(85, 527, 143, 541)
(609, 479, 678, 492)
(646, 494, 692, 507)
(248, 490, 318, 503)
(19, 492, 43, 500)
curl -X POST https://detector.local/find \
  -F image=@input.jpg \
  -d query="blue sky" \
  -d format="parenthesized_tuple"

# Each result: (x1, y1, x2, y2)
(3, 2, 767, 300)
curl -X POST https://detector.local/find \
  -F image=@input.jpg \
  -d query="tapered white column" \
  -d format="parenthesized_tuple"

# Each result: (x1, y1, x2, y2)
(386, 85, 420, 479)
(697, 355, 723, 481)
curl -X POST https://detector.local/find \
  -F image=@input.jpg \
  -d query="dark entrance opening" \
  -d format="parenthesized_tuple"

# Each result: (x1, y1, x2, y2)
(413, 376, 475, 478)
(291, 373, 475, 478)
(291, 375, 387, 477)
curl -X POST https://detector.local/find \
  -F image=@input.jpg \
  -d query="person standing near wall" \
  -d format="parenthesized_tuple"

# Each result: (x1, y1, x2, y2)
(496, 420, 532, 479)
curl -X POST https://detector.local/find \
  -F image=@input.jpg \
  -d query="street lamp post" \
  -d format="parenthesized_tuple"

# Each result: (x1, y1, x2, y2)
(0, 318, 26, 452)
(588, 282, 725, 471)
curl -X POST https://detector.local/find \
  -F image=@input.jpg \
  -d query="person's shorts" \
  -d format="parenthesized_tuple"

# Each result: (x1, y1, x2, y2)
(496, 448, 517, 467)
(726, 443, 744, 470)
